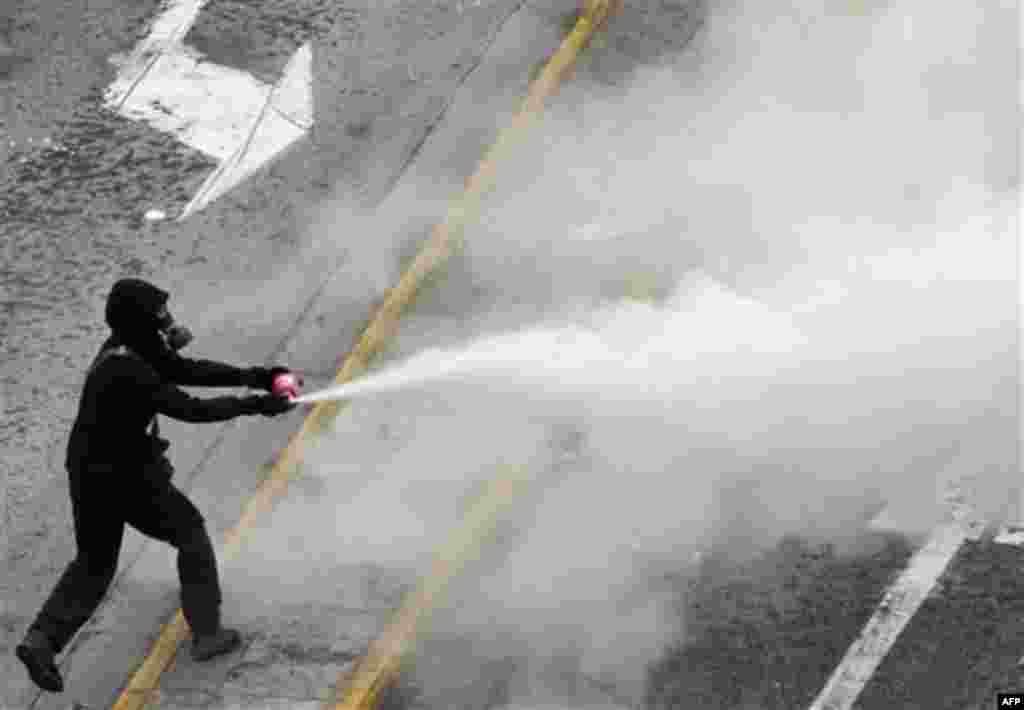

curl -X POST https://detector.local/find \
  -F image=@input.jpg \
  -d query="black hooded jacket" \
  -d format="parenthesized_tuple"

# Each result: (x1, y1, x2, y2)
(65, 279, 266, 471)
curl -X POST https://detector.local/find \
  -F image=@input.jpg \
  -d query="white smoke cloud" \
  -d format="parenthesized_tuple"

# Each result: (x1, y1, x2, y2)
(222, 1, 1017, 706)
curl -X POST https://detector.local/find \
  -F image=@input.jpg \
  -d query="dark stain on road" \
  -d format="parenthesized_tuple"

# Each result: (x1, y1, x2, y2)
(645, 532, 914, 709)
(858, 538, 1024, 710)
(184, 0, 357, 83)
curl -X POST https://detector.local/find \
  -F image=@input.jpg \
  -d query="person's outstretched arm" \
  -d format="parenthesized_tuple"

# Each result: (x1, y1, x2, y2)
(133, 357, 294, 421)
(155, 350, 289, 392)
(153, 382, 293, 422)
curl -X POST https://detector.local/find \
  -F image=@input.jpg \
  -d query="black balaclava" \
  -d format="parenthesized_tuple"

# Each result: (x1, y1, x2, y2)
(104, 278, 192, 359)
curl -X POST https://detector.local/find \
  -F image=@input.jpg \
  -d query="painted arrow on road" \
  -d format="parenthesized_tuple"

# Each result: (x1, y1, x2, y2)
(104, 0, 312, 220)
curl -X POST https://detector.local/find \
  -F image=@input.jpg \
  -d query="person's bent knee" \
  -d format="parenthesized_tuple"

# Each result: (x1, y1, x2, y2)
(175, 524, 214, 553)
(71, 553, 119, 584)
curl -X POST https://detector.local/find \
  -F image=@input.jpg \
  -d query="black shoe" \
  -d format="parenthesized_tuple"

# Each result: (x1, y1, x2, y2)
(16, 629, 64, 693)
(190, 627, 242, 662)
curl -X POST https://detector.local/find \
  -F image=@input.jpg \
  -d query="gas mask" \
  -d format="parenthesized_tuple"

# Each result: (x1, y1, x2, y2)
(155, 307, 194, 352)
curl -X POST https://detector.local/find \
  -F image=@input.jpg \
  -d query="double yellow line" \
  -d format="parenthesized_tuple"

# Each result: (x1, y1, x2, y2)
(112, 3, 619, 708)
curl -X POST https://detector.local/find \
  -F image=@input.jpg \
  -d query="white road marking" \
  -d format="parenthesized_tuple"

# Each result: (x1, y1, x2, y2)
(1001, 2, 1024, 548)
(810, 466, 985, 710)
(111, 48, 272, 161)
(807, 521, 969, 710)
(103, 0, 312, 219)
(994, 526, 1024, 546)
(180, 42, 311, 219)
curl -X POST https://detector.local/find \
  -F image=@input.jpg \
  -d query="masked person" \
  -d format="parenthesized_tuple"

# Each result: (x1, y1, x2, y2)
(16, 278, 300, 693)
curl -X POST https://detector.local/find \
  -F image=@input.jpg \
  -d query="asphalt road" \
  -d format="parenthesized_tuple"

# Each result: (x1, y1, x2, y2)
(1, 1, 1020, 708)
(1, 0, 706, 705)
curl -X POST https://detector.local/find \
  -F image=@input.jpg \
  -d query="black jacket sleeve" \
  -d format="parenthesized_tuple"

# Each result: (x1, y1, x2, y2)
(152, 383, 256, 422)
(127, 354, 259, 421)
(156, 351, 260, 388)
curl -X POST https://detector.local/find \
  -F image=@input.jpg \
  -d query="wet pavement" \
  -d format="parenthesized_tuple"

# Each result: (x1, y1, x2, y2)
(860, 537, 1024, 710)
(646, 532, 1024, 710)
(646, 533, 917, 709)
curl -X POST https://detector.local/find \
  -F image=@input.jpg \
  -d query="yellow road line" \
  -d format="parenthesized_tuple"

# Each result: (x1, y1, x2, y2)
(112, 3, 618, 708)
(328, 3, 620, 708)
(332, 466, 534, 709)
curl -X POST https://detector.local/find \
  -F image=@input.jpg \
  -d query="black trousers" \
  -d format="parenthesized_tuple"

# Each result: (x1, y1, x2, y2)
(30, 457, 222, 653)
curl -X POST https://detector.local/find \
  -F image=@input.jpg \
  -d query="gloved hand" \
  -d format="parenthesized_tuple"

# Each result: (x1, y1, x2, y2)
(240, 394, 296, 417)
(247, 366, 302, 393)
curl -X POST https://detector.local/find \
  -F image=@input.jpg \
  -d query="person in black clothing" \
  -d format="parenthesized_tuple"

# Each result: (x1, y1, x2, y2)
(16, 278, 300, 693)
